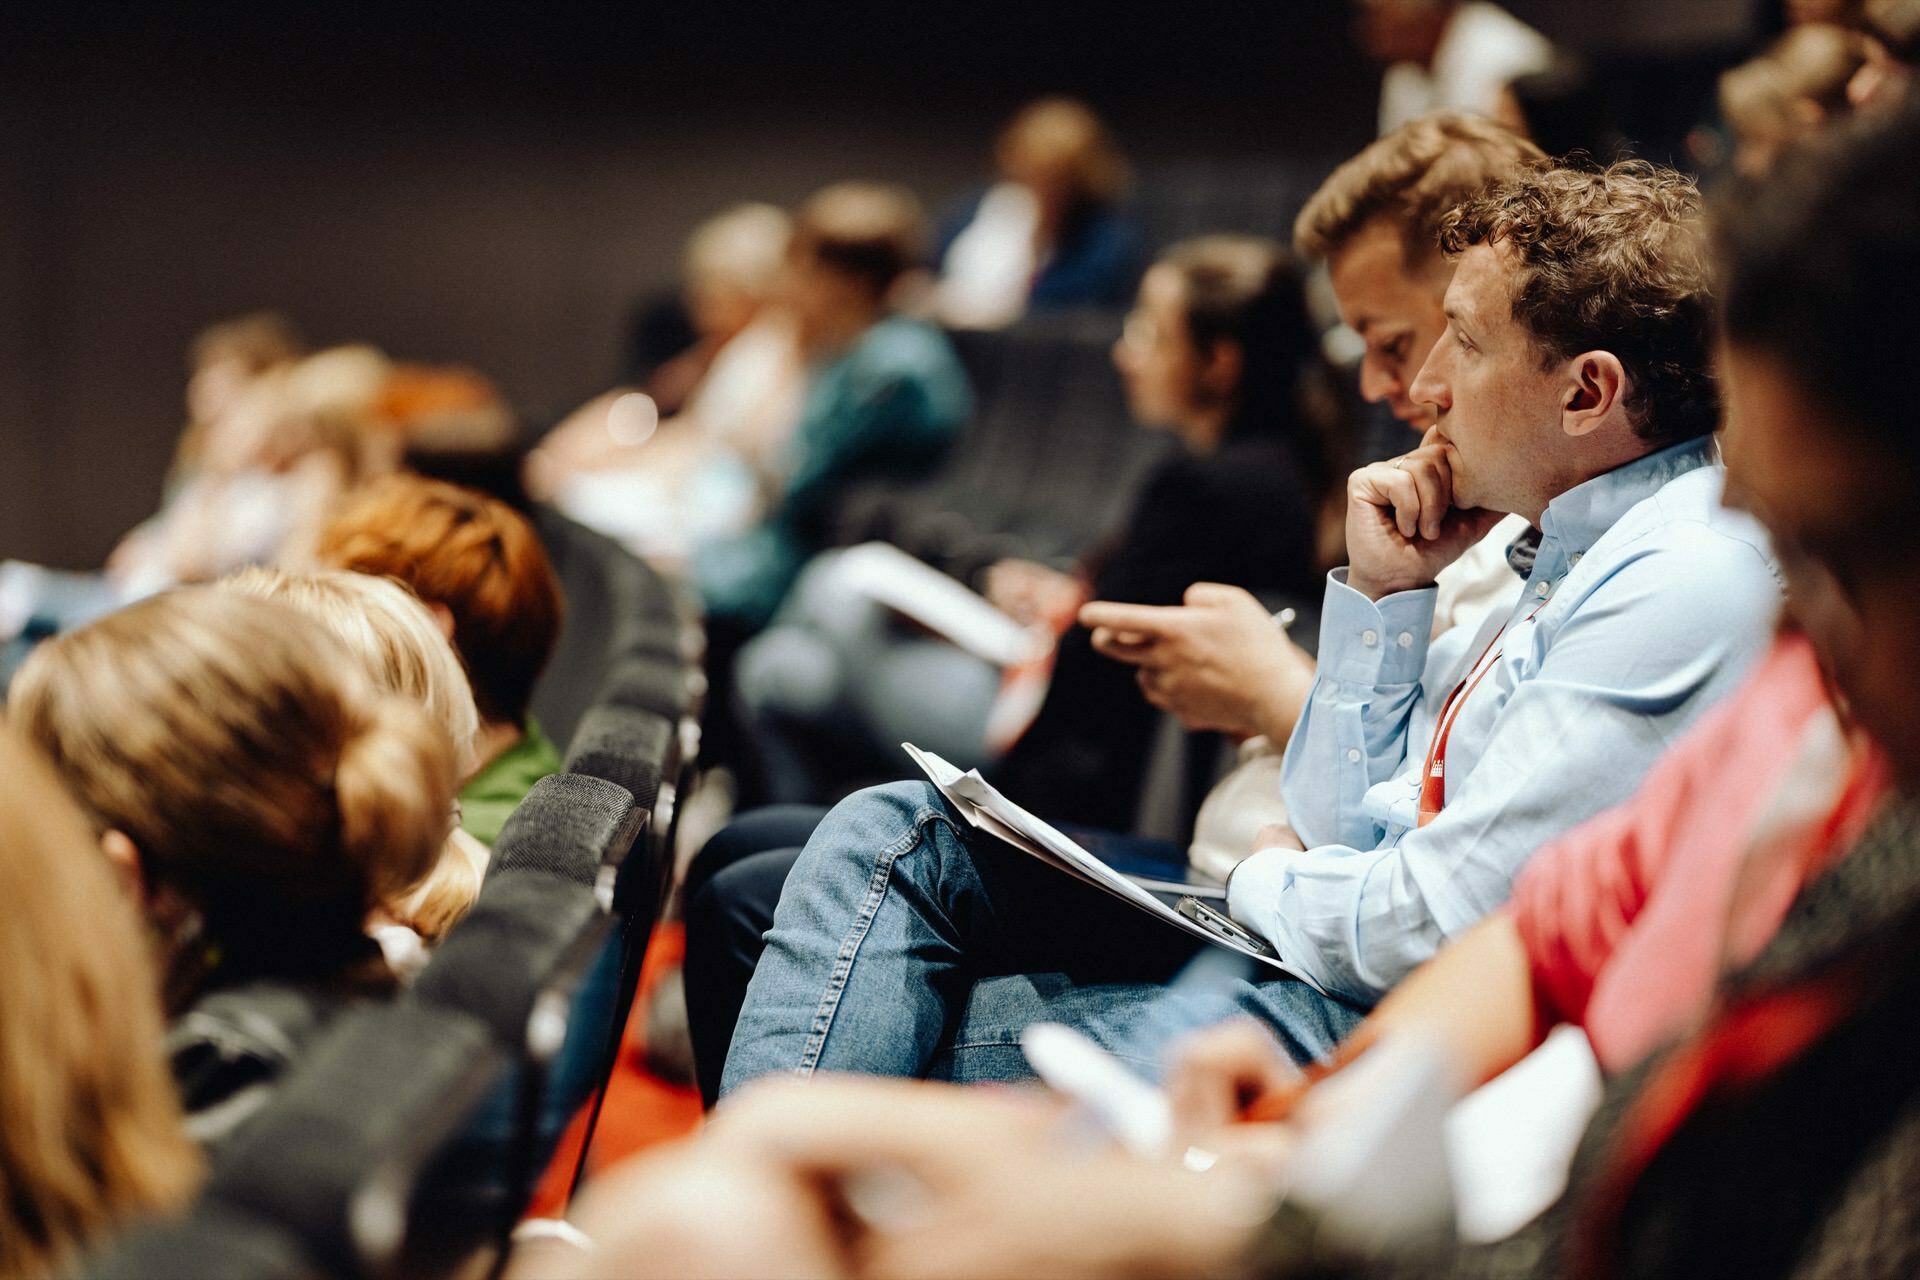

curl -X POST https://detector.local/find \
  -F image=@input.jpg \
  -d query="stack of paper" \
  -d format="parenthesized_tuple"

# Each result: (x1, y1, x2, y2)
(902, 743, 1327, 994)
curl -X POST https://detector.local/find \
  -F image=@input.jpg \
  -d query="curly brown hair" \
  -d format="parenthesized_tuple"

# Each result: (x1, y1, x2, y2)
(1439, 159, 1718, 448)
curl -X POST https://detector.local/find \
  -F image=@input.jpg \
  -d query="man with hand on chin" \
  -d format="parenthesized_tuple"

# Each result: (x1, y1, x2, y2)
(721, 159, 1778, 1093)
(1082, 114, 1543, 753)
(1227, 161, 1780, 1002)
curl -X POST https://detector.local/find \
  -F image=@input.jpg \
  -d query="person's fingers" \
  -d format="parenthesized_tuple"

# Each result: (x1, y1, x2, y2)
(1090, 627, 1156, 664)
(1136, 668, 1175, 711)
(1401, 455, 1451, 541)
(1164, 1020, 1307, 1136)
(1182, 581, 1245, 608)
(1079, 600, 1177, 634)
(1349, 461, 1421, 539)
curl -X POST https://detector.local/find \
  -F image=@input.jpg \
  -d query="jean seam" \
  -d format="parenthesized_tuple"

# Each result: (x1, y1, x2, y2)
(794, 802, 966, 1074)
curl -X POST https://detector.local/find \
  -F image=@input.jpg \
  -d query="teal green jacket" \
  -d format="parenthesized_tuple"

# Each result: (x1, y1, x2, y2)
(695, 316, 970, 628)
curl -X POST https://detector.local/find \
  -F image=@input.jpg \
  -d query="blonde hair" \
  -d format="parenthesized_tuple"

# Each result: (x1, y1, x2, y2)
(219, 567, 481, 775)
(996, 96, 1131, 207)
(684, 202, 793, 297)
(217, 567, 486, 940)
(1294, 111, 1545, 270)
(0, 721, 201, 1277)
(9, 589, 454, 996)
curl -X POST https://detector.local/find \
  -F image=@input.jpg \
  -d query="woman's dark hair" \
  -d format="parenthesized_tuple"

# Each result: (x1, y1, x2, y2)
(1716, 94, 1920, 461)
(1162, 234, 1346, 497)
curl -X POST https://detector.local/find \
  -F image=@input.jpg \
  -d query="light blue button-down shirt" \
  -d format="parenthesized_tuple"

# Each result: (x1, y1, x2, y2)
(1227, 437, 1781, 1005)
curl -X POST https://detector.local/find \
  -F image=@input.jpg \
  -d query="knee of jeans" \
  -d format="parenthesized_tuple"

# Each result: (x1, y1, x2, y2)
(736, 627, 841, 718)
(797, 780, 956, 873)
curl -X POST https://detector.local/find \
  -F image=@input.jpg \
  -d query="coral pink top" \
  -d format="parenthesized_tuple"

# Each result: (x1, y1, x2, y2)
(1508, 631, 1887, 1074)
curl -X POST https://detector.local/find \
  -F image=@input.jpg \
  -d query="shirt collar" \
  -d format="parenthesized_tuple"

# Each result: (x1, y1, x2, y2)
(1537, 435, 1717, 558)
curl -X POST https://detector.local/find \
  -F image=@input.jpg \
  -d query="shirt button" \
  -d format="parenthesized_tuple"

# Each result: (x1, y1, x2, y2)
(1570, 552, 1583, 566)
(1362, 629, 1378, 647)
(1534, 581, 1550, 597)
(1346, 748, 1362, 763)
(1397, 631, 1413, 648)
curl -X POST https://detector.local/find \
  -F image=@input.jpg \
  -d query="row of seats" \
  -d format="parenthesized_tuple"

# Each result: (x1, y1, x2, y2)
(81, 513, 702, 1279)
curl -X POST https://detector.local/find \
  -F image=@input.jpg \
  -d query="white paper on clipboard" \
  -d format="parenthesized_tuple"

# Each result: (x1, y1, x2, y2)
(901, 743, 1327, 995)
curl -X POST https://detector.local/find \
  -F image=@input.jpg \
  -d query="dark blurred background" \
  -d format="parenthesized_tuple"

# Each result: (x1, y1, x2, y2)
(0, 0, 1751, 568)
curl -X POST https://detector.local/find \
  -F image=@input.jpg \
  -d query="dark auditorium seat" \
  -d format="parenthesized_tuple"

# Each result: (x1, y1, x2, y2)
(488, 771, 647, 894)
(831, 311, 1175, 585)
(203, 1002, 511, 1278)
(80, 1201, 326, 1280)
(1131, 159, 1332, 257)
(530, 507, 686, 748)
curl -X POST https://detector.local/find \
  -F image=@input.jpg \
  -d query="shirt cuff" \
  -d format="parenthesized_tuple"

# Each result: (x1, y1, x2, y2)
(1224, 845, 1294, 946)
(1318, 569, 1436, 687)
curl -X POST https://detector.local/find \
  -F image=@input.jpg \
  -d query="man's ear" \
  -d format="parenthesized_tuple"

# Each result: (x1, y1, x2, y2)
(1560, 351, 1628, 438)
(99, 829, 149, 902)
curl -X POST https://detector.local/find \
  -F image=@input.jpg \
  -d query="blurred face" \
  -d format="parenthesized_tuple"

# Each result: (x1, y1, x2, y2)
(1113, 264, 1204, 430)
(1720, 343, 1920, 779)
(1328, 218, 1451, 430)
(1407, 242, 1565, 514)
(780, 248, 874, 348)
(684, 276, 762, 343)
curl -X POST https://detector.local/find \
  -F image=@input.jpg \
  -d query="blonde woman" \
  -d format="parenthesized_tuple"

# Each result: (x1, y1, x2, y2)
(0, 722, 201, 1277)
(220, 566, 490, 947)
(9, 588, 454, 1149)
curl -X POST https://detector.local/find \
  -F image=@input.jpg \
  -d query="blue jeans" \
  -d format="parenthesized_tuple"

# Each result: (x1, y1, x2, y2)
(722, 781, 1367, 1094)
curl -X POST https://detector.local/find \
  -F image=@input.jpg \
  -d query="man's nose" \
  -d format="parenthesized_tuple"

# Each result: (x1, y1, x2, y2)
(1358, 354, 1399, 406)
(1408, 347, 1448, 414)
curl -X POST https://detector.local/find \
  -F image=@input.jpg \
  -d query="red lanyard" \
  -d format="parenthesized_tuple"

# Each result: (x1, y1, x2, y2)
(1414, 601, 1545, 828)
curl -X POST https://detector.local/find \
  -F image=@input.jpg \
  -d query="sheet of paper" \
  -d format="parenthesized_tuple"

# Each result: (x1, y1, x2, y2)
(836, 542, 1051, 667)
(902, 744, 1327, 993)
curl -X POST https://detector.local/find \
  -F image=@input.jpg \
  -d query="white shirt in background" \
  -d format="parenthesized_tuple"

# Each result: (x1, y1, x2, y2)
(1378, 2, 1557, 136)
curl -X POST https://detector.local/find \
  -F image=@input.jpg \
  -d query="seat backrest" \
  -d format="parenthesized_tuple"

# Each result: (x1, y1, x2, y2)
(594, 655, 699, 725)
(78, 1200, 327, 1280)
(563, 701, 674, 818)
(412, 875, 608, 1052)
(489, 771, 644, 886)
(205, 1001, 510, 1278)
(529, 508, 684, 747)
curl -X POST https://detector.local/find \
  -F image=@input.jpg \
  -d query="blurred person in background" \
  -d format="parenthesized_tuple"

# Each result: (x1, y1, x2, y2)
(685, 234, 1342, 1103)
(9, 590, 455, 1150)
(734, 234, 1335, 815)
(1358, 0, 1557, 136)
(0, 722, 201, 1279)
(0, 314, 312, 667)
(170, 311, 307, 488)
(526, 203, 809, 566)
(220, 567, 490, 962)
(1850, 0, 1920, 107)
(315, 474, 566, 847)
(110, 344, 399, 590)
(930, 96, 1143, 329)
(1721, 24, 1866, 175)
(694, 180, 970, 638)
